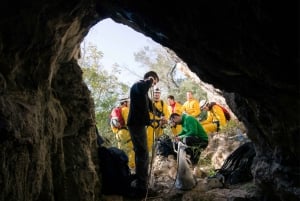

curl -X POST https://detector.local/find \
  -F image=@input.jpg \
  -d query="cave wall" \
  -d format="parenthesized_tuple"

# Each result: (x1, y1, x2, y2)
(0, 0, 299, 201)
(0, 1, 101, 201)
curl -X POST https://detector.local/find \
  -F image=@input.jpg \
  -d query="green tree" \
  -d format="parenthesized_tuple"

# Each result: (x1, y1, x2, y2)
(134, 46, 207, 103)
(174, 79, 207, 104)
(79, 42, 129, 145)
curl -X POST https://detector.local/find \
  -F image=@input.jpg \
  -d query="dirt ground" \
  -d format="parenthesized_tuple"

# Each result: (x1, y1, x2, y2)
(103, 127, 255, 201)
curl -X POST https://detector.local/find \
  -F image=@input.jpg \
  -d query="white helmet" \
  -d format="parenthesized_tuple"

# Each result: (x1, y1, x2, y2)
(153, 87, 161, 93)
(118, 96, 129, 103)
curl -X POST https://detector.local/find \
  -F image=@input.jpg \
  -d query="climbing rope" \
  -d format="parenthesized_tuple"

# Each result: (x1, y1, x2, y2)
(144, 86, 160, 200)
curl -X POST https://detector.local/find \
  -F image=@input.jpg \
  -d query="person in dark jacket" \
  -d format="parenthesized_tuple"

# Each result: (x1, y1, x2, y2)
(127, 71, 159, 198)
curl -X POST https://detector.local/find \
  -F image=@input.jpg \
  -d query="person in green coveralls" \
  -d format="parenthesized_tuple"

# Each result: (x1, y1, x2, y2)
(169, 113, 208, 166)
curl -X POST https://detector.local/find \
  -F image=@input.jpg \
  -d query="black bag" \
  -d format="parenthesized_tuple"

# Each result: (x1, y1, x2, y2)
(98, 146, 134, 195)
(213, 142, 255, 185)
(155, 135, 176, 157)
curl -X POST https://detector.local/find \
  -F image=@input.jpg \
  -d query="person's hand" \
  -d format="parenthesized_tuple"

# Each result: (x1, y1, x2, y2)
(160, 117, 168, 125)
(149, 76, 158, 86)
(175, 136, 180, 142)
(169, 121, 176, 127)
(148, 76, 157, 86)
(148, 76, 154, 82)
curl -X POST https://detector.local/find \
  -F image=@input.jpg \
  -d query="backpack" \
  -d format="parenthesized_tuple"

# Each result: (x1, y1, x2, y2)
(155, 135, 177, 157)
(212, 142, 255, 185)
(109, 106, 125, 129)
(210, 102, 231, 121)
(219, 105, 231, 121)
(98, 146, 135, 195)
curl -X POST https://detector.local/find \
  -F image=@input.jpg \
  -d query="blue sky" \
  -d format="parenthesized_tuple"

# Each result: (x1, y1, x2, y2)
(82, 18, 159, 85)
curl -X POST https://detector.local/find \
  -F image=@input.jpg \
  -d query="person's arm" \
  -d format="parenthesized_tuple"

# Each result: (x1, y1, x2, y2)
(201, 111, 213, 124)
(198, 110, 208, 122)
(178, 117, 198, 138)
(134, 79, 153, 95)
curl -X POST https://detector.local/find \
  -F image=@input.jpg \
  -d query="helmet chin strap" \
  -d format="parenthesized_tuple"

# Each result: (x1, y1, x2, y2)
(153, 97, 159, 102)
(149, 87, 154, 98)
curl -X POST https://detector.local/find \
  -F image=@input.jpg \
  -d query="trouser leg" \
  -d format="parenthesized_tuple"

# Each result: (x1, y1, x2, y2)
(183, 136, 208, 166)
(128, 125, 149, 189)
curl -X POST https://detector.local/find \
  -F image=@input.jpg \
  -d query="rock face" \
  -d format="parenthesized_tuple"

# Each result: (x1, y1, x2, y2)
(0, 1, 298, 201)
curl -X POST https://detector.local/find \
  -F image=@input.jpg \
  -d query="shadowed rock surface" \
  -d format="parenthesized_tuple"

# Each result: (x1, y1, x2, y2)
(0, 1, 298, 201)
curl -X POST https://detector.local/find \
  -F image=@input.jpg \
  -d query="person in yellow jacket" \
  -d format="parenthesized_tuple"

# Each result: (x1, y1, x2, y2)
(111, 97, 135, 169)
(199, 100, 227, 134)
(182, 91, 201, 118)
(147, 87, 169, 154)
(167, 95, 183, 136)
